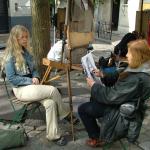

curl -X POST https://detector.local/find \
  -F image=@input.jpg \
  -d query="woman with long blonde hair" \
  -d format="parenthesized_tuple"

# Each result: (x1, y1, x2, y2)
(2, 25, 77, 146)
(2, 25, 31, 70)
(78, 39, 150, 147)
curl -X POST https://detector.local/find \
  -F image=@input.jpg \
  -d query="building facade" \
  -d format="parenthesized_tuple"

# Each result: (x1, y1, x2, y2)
(0, 0, 31, 33)
(1, 0, 150, 36)
(95, 0, 150, 34)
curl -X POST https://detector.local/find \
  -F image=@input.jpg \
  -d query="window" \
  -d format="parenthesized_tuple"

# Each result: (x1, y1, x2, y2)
(15, 3, 18, 11)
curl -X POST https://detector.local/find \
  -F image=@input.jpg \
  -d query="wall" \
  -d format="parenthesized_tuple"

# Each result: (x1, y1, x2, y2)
(135, 10, 150, 39)
(89, 0, 149, 35)
(94, 0, 112, 35)
(0, 0, 9, 33)
(118, 0, 141, 33)
(128, 0, 141, 32)
(95, 0, 111, 23)
(118, 0, 129, 33)
(8, 0, 31, 32)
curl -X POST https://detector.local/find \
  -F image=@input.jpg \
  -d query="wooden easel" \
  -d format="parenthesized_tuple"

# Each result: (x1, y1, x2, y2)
(40, 57, 83, 141)
(41, 0, 94, 141)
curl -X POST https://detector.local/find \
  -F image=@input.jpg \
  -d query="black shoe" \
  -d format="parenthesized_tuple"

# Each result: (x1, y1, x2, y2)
(64, 114, 80, 125)
(53, 136, 67, 146)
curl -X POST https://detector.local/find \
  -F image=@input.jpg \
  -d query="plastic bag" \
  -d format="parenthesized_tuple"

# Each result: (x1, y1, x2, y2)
(47, 40, 63, 62)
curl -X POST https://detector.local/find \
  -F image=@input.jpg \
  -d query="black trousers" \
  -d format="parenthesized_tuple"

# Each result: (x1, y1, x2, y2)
(78, 101, 109, 139)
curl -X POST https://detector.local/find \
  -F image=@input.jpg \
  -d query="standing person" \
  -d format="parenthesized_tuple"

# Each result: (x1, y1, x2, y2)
(78, 39, 150, 147)
(2, 25, 75, 146)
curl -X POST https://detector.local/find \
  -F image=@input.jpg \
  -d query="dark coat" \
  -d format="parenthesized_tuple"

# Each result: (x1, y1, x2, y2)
(91, 63, 150, 143)
(114, 32, 137, 57)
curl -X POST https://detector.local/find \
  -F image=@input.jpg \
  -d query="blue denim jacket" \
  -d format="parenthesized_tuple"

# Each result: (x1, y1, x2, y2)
(5, 49, 40, 87)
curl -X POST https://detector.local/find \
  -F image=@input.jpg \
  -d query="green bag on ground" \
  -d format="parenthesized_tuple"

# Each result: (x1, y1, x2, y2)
(0, 125, 26, 150)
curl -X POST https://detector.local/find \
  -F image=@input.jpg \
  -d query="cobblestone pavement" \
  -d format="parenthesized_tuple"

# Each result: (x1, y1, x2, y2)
(0, 32, 150, 150)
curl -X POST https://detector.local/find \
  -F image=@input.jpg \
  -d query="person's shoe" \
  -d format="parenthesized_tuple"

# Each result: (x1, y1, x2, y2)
(64, 114, 80, 125)
(86, 138, 105, 147)
(52, 136, 67, 146)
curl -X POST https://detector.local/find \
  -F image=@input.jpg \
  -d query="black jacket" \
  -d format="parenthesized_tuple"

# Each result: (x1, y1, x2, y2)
(91, 62, 150, 143)
(114, 32, 137, 57)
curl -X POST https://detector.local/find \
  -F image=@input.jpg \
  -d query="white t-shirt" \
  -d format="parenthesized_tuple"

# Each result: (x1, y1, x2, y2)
(47, 40, 63, 62)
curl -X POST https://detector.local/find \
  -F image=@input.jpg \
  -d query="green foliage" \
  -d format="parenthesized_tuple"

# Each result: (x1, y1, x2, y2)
(49, 0, 55, 6)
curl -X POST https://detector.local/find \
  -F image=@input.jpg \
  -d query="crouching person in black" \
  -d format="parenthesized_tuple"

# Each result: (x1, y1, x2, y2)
(78, 39, 150, 147)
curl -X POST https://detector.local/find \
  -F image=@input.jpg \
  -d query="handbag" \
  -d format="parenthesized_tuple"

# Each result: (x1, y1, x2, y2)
(0, 124, 26, 150)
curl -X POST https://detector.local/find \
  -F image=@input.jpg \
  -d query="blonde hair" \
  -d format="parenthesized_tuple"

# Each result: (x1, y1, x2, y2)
(127, 39, 150, 68)
(2, 25, 31, 70)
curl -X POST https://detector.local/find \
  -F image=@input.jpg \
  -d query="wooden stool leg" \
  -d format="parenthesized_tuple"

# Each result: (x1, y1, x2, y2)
(40, 65, 52, 84)
(66, 69, 75, 141)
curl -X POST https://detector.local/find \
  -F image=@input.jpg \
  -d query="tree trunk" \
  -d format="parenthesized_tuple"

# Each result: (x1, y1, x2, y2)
(31, 0, 50, 76)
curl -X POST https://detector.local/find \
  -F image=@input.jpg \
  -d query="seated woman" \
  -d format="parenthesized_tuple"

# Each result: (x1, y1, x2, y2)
(1, 25, 78, 146)
(78, 39, 150, 147)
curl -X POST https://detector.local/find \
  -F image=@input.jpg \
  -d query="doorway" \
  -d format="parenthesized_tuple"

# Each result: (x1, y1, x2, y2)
(112, 0, 120, 30)
(0, 0, 9, 33)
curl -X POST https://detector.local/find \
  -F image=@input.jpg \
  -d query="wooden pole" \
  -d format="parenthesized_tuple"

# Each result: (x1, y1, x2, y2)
(66, 67, 75, 141)
(139, 0, 144, 36)
(60, 0, 70, 64)
(110, 0, 113, 40)
(65, 0, 75, 141)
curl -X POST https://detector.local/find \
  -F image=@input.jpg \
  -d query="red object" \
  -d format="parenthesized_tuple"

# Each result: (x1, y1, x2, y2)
(148, 20, 150, 46)
(86, 138, 105, 147)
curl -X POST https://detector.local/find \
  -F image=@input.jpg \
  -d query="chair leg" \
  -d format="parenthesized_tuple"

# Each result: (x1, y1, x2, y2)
(11, 105, 28, 124)
(37, 106, 45, 123)
(26, 103, 38, 120)
(3, 77, 10, 98)
(26, 102, 45, 123)
(3, 80, 28, 126)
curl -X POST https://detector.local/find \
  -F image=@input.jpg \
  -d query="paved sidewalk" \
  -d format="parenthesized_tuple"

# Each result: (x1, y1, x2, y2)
(0, 32, 150, 150)
(1, 70, 150, 150)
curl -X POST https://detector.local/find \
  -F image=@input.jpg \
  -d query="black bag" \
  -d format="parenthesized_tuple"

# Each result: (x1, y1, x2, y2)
(99, 108, 129, 143)
(98, 53, 119, 87)
(119, 102, 144, 142)
(120, 103, 136, 119)
(98, 52, 116, 69)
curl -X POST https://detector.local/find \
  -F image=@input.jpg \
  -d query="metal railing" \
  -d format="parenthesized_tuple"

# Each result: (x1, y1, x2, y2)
(97, 21, 113, 41)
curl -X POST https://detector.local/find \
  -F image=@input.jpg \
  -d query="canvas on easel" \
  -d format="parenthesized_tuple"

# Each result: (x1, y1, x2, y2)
(65, 0, 94, 66)
(66, 0, 94, 50)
